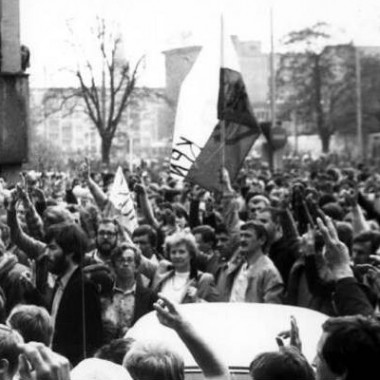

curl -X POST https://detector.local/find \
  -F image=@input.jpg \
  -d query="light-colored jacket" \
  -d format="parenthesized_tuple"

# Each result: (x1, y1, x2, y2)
(217, 252, 284, 304)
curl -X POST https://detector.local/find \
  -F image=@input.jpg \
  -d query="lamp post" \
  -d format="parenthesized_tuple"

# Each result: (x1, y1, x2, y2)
(355, 45, 363, 160)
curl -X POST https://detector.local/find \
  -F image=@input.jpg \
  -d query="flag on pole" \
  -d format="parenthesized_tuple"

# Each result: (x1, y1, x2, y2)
(104, 166, 138, 238)
(170, 20, 261, 192)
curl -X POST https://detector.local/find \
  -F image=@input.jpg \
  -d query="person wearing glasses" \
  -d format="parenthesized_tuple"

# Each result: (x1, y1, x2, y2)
(85, 219, 119, 266)
(102, 243, 157, 342)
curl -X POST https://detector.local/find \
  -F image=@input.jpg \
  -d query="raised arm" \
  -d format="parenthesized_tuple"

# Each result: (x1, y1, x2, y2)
(344, 188, 370, 235)
(20, 187, 45, 241)
(154, 294, 230, 380)
(317, 215, 374, 316)
(7, 188, 46, 261)
(134, 183, 160, 230)
(220, 168, 241, 240)
(81, 160, 108, 210)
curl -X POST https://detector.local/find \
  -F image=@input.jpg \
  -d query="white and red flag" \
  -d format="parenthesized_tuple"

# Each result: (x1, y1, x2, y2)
(170, 20, 261, 192)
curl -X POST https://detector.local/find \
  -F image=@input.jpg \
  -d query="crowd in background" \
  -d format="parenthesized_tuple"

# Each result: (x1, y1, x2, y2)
(1, 152, 380, 379)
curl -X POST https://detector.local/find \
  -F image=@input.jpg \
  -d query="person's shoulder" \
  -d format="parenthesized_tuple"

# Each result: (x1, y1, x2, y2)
(259, 255, 282, 274)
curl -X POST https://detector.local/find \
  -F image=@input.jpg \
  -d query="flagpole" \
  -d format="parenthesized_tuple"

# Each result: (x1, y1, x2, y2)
(220, 13, 226, 169)
(269, 6, 276, 171)
(355, 45, 363, 159)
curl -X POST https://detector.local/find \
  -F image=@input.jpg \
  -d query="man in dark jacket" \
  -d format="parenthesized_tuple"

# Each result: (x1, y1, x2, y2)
(45, 222, 103, 366)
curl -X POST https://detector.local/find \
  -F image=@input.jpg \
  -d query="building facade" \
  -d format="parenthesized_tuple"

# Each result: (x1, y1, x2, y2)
(29, 87, 167, 166)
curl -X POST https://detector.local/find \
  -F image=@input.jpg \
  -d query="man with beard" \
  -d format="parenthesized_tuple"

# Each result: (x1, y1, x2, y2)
(85, 218, 119, 266)
(46, 222, 103, 366)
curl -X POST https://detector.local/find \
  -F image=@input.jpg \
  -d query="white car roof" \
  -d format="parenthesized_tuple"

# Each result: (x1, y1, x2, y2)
(126, 303, 328, 367)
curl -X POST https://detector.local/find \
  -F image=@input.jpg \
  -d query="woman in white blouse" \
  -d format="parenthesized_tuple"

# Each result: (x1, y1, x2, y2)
(140, 231, 220, 303)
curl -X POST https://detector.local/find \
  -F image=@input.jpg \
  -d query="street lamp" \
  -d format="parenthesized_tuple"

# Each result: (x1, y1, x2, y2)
(355, 45, 363, 159)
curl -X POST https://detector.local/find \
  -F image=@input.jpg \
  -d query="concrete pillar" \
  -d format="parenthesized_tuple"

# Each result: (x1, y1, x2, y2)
(0, 0, 21, 73)
(0, 0, 28, 184)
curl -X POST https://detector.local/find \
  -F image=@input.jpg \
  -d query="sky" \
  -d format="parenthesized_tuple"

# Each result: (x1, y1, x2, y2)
(19, 0, 380, 88)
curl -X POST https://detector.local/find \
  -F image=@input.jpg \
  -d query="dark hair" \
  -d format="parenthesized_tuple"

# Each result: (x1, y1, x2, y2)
(7, 305, 53, 346)
(97, 218, 119, 235)
(172, 203, 188, 221)
(132, 224, 158, 247)
(353, 230, 380, 255)
(111, 243, 141, 268)
(319, 194, 338, 208)
(335, 221, 353, 254)
(95, 337, 135, 365)
(192, 225, 216, 247)
(45, 222, 89, 263)
(214, 224, 229, 236)
(250, 347, 315, 380)
(322, 316, 380, 380)
(241, 220, 268, 250)
(321, 202, 344, 221)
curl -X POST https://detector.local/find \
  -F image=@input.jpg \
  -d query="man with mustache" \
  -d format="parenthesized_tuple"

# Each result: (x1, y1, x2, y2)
(85, 218, 119, 266)
(217, 220, 284, 303)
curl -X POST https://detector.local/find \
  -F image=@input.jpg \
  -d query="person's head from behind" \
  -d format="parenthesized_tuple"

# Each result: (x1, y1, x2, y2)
(314, 315, 380, 380)
(132, 225, 157, 259)
(45, 222, 88, 276)
(6, 305, 53, 347)
(192, 225, 216, 255)
(94, 337, 135, 365)
(250, 346, 315, 380)
(42, 205, 75, 230)
(123, 341, 184, 380)
(0, 324, 23, 380)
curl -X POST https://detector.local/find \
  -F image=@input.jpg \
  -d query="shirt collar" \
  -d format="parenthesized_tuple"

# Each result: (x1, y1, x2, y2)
(58, 264, 78, 289)
(114, 282, 136, 295)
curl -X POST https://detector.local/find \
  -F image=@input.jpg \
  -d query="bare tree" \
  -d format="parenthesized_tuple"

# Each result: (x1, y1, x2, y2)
(41, 18, 143, 164)
(73, 18, 143, 164)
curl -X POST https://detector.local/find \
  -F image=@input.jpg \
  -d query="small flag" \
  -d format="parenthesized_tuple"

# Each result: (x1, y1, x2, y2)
(104, 166, 138, 238)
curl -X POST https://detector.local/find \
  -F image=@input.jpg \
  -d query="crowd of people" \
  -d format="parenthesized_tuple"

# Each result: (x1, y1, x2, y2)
(1, 153, 380, 380)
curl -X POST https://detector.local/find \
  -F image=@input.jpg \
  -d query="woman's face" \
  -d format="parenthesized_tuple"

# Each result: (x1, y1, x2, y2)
(170, 243, 191, 272)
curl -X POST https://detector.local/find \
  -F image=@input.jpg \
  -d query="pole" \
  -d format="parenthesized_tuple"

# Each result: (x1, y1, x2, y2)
(220, 14, 226, 169)
(355, 45, 363, 160)
(292, 110, 298, 154)
(269, 6, 276, 171)
(129, 135, 133, 172)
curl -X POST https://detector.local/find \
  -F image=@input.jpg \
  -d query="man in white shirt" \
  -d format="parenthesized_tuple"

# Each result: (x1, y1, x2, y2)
(217, 221, 284, 304)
